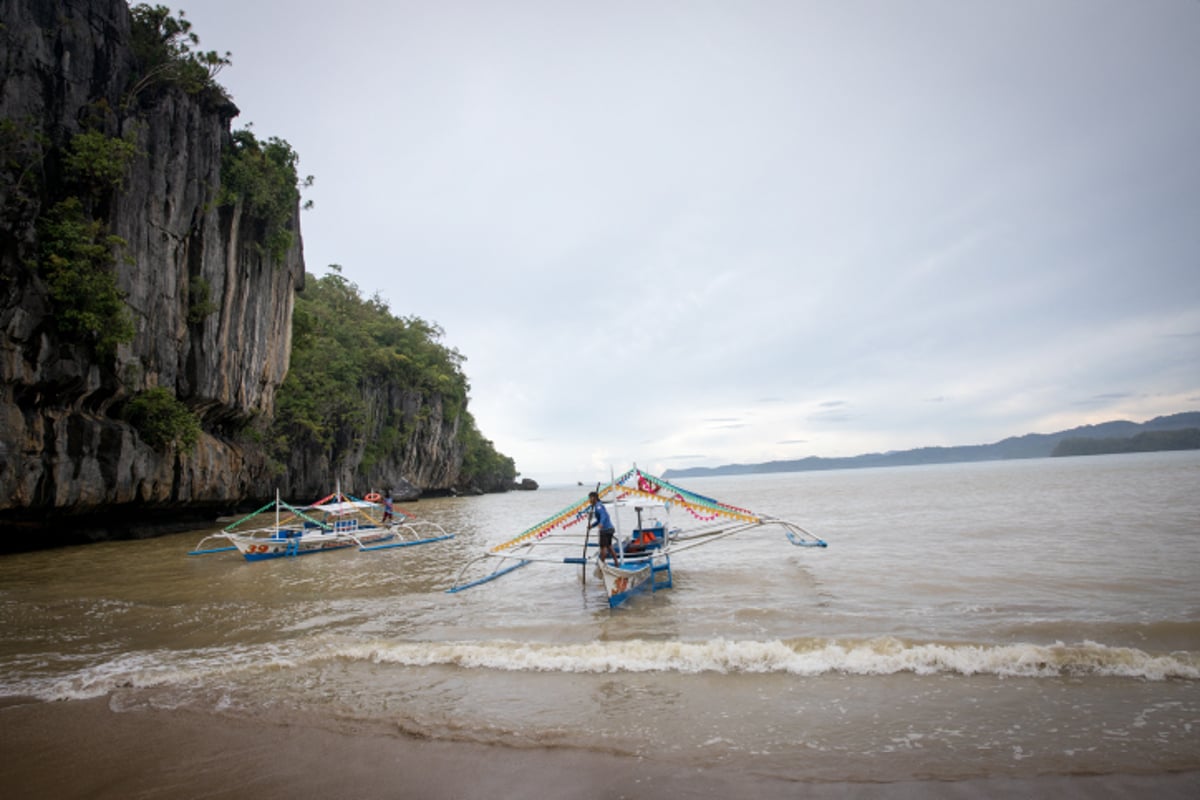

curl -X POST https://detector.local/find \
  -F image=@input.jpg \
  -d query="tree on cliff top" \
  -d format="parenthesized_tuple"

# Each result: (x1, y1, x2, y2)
(127, 4, 232, 105)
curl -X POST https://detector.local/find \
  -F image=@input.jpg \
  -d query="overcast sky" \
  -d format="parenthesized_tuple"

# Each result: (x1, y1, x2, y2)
(178, 0, 1200, 485)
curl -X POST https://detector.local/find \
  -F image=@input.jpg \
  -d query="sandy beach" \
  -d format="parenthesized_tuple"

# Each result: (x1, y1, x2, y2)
(2, 697, 1197, 799)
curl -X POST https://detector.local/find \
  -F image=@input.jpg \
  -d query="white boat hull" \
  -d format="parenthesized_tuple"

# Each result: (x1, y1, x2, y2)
(229, 526, 395, 561)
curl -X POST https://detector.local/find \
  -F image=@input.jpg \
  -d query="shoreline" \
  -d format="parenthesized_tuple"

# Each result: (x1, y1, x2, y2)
(2, 697, 1197, 799)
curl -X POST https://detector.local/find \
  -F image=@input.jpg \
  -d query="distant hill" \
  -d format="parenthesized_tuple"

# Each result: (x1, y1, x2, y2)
(1052, 427, 1200, 456)
(661, 412, 1200, 479)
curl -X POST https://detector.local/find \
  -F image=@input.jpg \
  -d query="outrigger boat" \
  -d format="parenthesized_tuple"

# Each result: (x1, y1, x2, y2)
(446, 467, 826, 608)
(189, 488, 454, 561)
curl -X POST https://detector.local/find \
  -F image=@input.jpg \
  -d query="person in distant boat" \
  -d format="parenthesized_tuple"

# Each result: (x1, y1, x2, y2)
(586, 491, 618, 566)
(382, 492, 395, 523)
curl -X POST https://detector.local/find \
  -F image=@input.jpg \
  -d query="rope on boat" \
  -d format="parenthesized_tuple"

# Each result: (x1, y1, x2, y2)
(221, 499, 279, 532)
(221, 497, 331, 533)
(288, 503, 334, 530)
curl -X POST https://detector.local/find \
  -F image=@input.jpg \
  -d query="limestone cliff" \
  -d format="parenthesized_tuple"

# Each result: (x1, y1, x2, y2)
(0, 0, 298, 530)
(0, 0, 513, 545)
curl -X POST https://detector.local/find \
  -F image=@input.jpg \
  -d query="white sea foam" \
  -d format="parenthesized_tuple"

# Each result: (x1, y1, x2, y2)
(338, 637, 1200, 681)
(5, 636, 1193, 704)
(0, 642, 302, 702)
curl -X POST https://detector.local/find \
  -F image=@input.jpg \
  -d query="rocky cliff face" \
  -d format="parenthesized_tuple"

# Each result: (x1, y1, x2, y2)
(0, 0, 297, 534)
(0, 0, 509, 545)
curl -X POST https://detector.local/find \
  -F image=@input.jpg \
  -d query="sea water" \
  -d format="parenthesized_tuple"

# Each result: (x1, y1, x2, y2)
(1, 451, 1197, 783)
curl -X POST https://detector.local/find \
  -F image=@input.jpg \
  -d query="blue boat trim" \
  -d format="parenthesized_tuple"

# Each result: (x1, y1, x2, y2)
(187, 545, 238, 555)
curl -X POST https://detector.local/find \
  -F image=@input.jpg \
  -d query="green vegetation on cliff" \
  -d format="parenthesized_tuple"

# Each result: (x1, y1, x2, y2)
(32, 126, 140, 357)
(123, 386, 202, 452)
(62, 128, 138, 192)
(272, 267, 515, 489)
(35, 197, 135, 357)
(219, 129, 312, 262)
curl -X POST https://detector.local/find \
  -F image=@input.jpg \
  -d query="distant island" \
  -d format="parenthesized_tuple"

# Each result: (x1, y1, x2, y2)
(661, 412, 1200, 479)
(1050, 427, 1200, 457)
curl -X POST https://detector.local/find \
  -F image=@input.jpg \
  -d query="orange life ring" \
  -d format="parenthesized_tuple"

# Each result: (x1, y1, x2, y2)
(364, 492, 382, 503)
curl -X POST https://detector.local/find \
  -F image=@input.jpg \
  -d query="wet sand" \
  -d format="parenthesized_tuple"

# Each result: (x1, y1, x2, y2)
(2, 697, 1197, 799)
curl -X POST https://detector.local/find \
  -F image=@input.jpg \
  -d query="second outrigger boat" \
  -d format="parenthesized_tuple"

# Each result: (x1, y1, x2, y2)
(447, 467, 826, 607)
(189, 488, 454, 561)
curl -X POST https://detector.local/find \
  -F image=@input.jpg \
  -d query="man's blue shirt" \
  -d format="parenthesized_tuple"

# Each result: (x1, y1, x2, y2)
(591, 501, 614, 531)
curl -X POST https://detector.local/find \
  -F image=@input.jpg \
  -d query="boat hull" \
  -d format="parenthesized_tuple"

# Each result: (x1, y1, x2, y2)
(598, 555, 672, 608)
(231, 528, 396, 561)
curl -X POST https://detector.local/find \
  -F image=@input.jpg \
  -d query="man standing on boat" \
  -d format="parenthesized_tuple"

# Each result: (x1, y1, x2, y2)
(382, 493, 395, 523)
(587, 491, 618, 566)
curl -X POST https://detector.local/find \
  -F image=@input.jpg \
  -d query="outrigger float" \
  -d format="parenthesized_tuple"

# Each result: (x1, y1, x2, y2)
(188, 489, 454, 561)
(446, 467, 826, 608)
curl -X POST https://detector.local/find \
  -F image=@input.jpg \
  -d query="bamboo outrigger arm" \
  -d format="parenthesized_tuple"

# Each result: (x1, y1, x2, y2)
(446, 553, 532, 593)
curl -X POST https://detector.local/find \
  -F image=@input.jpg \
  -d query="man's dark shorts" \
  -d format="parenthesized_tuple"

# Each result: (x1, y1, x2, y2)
(599, 527, 615, 549)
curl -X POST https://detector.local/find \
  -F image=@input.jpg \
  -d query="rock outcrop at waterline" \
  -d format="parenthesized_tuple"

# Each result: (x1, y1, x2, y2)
(0, 0, 509, 543)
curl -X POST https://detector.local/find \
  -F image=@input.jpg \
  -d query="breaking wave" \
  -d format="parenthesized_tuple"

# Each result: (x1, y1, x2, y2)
(344, 636, 1200, 680)
(6, 636, 1196, 703)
